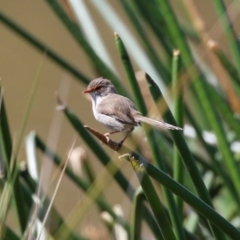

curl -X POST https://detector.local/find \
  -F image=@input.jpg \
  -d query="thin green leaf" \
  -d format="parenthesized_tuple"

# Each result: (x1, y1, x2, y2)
(0, 89, 12, 170)
(211, 43, 240, 85)
(130, 187, 147, 240)
(0, 92, 28, 234)
(185, 106, 238, 203)
(118, 0, 170, 81)
(133, 0, 173, 61)
(129, 156, 175, 240)
(172, 50, 185, 219)
(212, 0, 240, 78)
(3, 226, 20, 240)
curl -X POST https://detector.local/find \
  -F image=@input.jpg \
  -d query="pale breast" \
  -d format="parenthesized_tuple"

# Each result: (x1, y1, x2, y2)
(91, 95, 129, 131)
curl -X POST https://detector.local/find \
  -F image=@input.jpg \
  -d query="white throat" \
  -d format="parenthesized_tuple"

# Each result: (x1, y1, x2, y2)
(90, 94, 107, 120)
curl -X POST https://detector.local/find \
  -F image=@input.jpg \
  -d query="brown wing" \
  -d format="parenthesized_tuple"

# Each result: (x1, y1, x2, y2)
(98, 94, 140, 126)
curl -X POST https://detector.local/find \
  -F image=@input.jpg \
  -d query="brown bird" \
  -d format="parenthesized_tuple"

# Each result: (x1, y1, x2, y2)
(83, 77, 182, 144)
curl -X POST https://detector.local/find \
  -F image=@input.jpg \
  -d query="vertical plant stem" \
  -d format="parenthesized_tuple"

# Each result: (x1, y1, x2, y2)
(0, 89, 32, 233)
(185, 107, 238, 202)
(212, 0, 240, 78)
(130, 187, 146, 240)
(129, 157, 176, 240)
(172, 50, 184, 218)
(119, 0, 170, 81)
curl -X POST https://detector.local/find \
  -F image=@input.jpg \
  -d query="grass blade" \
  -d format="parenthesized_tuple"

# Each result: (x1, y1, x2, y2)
(172, 50, 185, 219)
(129, 157, 175, 240)
(130, 187, 147, 240)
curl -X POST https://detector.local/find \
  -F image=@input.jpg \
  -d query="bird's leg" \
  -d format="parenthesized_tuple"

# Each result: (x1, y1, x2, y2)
(118, 127, 134, 146)
(104, 130, 122, 142)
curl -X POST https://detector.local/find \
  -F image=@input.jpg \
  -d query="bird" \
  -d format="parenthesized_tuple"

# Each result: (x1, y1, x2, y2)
(83, 77, 182, 145)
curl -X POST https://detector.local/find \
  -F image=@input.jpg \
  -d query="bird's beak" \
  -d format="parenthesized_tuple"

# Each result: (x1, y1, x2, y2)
(83, 88, 92, 94)
(83, 84, 102, 94)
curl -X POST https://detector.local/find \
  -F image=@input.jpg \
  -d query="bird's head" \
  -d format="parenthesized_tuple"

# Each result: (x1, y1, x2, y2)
(83, 77, 117, 98)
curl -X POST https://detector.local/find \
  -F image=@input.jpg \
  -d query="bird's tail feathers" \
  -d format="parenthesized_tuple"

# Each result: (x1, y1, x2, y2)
(134, 115, 182, 130)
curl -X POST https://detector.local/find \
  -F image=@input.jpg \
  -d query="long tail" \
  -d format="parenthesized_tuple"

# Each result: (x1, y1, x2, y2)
(134, 115, 182, 130)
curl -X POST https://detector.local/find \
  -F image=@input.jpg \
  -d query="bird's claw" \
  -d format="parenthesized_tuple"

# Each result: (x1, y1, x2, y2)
(104, 133, 110, 142)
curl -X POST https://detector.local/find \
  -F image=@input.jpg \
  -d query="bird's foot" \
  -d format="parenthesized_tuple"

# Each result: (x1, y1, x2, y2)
(104, 133, 110, 142)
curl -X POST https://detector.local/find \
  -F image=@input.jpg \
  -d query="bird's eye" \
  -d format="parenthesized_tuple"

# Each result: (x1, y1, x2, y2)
(95, 84, 103, 90)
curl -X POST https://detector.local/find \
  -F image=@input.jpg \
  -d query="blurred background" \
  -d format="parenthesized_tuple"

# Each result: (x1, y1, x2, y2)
(1, 0, 240, 239)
